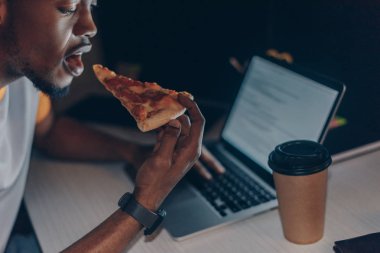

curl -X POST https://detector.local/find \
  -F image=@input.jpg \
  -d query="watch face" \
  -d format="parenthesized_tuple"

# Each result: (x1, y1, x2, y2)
(144, 209, 166, 236)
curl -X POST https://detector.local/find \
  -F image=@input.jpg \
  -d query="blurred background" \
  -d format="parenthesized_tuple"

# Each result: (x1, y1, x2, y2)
(55, 0, 380, 155)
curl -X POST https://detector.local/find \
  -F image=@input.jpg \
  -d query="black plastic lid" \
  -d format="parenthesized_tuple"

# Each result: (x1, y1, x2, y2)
(268, 140, 332, 176)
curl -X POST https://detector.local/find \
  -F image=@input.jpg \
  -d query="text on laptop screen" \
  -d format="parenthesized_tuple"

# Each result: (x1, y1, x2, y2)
(222, 57, 339, 172)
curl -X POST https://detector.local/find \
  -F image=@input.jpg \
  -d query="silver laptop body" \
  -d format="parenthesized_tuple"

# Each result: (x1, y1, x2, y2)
(163, 55, 346, 240)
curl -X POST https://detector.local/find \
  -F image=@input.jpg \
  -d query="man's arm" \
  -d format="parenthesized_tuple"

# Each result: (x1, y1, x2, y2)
(63, 210, 142, 253)
(34, 108, 148, 167)
(34, 98, 224, 175)
(36, 95, 204, 253)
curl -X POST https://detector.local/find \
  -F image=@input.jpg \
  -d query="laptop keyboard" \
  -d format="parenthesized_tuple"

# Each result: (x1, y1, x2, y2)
(190, 155, 276, 217)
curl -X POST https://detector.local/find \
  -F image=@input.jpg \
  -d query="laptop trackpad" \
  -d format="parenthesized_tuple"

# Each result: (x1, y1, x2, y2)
(164, 180, 198, 203)
(163, 181, 221, 239)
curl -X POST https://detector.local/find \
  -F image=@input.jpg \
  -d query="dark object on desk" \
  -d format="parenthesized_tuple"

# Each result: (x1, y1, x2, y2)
(333, 233, 380, 253)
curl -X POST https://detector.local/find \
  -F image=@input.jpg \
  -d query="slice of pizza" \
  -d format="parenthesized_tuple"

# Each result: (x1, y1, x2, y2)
(93, 64, 193, 132)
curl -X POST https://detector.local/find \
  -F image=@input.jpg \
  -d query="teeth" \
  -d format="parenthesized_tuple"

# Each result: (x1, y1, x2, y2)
(64, 50, 85, 60)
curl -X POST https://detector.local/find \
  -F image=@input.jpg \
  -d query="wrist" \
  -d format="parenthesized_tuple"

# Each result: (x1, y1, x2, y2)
(132, 190, 163, 212)
(118, 192, 166, 235)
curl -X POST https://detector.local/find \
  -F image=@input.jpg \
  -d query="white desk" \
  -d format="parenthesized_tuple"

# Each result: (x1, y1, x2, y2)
(24, 148, 380, 253)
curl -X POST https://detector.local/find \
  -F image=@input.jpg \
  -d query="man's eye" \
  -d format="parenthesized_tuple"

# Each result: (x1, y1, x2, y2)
(58, 6, 77, 16)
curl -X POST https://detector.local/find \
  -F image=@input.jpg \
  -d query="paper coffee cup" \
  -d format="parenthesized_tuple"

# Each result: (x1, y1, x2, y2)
(268, 140, 332, 244)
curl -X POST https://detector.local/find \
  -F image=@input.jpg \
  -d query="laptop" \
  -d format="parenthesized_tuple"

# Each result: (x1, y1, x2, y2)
(162, 55, 346, 240)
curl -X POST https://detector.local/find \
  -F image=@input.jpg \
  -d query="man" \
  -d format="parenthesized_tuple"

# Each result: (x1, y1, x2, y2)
(0, 0, 223, 252)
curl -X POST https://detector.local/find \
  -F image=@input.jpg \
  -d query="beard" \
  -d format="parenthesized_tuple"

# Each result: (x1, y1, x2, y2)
(22, 65, 70, 98)
(1, 11, 70, 98)
(6, 45, 71, 99)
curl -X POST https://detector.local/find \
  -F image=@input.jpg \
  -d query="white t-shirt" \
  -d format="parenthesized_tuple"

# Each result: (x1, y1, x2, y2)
(0, 78, 39, 252)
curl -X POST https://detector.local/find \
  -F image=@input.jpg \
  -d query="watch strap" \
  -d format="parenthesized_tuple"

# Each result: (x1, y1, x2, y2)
(118, 192, 166, 235)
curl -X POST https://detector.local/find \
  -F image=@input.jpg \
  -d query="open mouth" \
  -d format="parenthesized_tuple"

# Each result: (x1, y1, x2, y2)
(63, 44, 92, 77)
(63, 53, 84, 77)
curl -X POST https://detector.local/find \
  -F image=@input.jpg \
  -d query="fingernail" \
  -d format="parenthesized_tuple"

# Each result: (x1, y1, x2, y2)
(203, 172, 213, 180)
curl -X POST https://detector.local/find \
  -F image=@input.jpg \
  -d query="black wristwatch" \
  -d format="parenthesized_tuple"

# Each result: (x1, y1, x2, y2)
(118, 192, 166, 235)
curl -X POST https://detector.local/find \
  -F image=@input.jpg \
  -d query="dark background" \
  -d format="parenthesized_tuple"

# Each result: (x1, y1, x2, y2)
(71, 0, 380, 155)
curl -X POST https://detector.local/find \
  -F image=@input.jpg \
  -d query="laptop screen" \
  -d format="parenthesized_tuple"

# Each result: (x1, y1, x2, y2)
(222, 56, 339, 172)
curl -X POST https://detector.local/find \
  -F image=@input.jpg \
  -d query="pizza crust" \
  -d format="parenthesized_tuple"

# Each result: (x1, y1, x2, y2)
(137, 107, 187, 132)
(93, 64, 116, 84)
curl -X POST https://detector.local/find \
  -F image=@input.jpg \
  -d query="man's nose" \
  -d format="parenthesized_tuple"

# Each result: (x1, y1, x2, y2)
(74, 7, 97, 38)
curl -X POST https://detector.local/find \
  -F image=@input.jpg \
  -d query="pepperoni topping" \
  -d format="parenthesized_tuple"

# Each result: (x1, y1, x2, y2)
(144, 82, 162, 90)
(107, 76, 143, 88)
(106, 77, 150, 103)
(105, 78, 123, 90)
(119, 76, 143, 87)
(119, 91, 145, 104)
(141, 90, 167, 100)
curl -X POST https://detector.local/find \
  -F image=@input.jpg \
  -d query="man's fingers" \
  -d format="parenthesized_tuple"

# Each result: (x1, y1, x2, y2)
(193, 161, 212, 180)
(177, 114, 191, 137)
(156, 127, 164, 141)
(153, 128, 165, 152)
(201, 146, 226, 174)
(154, 120, 181, 158)
(177, 94, 205, 141)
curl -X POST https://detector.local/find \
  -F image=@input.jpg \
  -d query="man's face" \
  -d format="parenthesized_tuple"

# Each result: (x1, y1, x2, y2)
(2, 0, 97, 97)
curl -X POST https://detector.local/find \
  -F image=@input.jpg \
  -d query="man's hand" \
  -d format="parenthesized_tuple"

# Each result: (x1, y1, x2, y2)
(193, 146, 225, 180)
(133, 94, 205, 210)
(128, 144, 225, 181)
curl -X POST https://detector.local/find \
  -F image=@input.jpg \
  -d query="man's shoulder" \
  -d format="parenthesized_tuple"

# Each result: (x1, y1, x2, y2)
(10, 77, 39, 96)
(13, 77, 35, 86)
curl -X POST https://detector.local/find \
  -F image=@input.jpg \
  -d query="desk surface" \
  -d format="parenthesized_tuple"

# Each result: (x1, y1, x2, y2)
(25, 147, 380, 253)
